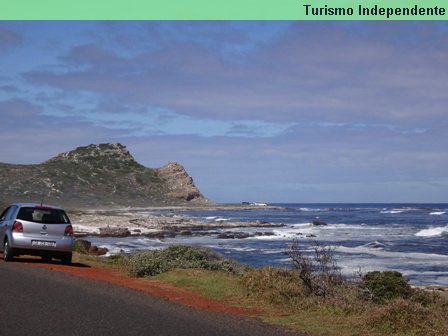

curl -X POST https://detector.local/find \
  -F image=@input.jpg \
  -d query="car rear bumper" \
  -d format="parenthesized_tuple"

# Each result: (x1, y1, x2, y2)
(10, 233, 73, 253)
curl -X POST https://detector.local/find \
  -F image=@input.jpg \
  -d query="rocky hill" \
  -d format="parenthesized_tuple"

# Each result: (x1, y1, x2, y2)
(0, 143, 208, 208)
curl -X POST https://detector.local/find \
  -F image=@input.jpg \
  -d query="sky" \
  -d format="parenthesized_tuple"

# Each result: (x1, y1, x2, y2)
(0, 21, 447, 203)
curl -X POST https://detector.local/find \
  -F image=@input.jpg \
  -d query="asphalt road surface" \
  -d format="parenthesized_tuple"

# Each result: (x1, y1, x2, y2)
(0, 262, 305, 336)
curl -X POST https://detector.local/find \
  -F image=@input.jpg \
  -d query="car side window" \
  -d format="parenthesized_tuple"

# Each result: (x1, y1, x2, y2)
(0, 206, 17, 221)
(5, 206, 18, 220)
(0, 207, 10, 221)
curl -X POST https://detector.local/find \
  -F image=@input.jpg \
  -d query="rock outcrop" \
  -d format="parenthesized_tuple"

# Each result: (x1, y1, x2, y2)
(157, 162, 205, 202)
(73, 239, 109, 256)
(99, 227, 131, 237)
(312, 219, 328, 226)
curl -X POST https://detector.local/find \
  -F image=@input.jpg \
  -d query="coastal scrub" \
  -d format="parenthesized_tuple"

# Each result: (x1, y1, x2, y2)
(124, 245, 243, 277)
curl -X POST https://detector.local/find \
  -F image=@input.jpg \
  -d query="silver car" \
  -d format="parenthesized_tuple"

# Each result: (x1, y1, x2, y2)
(0, 203, 74, 264)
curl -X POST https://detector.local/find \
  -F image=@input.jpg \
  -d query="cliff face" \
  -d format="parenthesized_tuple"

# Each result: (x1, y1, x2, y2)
(0, 143, 207, 208)
(157, 162, 204, 202)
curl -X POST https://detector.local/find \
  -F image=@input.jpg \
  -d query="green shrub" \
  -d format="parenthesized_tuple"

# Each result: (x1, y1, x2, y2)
(362, 271, 412, 303)
(124, 245, 242, 277)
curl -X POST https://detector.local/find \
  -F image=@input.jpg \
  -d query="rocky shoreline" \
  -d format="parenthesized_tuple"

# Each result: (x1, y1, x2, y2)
(70, 206, 283, 240)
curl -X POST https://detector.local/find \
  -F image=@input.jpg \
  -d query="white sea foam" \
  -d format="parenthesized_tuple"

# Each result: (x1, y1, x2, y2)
(218, 246, 258, 252)
(246, 222, 400, 244)
(251, 230, 303, 240)
(251, 235, 283, 240)
(322, 224, 366, 230)
(298, 207, 331, 212)
(299, 208, 315, 211)
(73, 224, 100, 234)
(291, 222, 313, 227)
(260, 249, 283, 255)
(415, 226, 448, 237)
(334, 245, 448, 261)
(380, 210, 404, 214)
(430, 211, 446, 215)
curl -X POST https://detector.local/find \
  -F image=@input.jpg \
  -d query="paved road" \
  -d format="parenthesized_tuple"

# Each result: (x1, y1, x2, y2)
(0, 262, 304, 336)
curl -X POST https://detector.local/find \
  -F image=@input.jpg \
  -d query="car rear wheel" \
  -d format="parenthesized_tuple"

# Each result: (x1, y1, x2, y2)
(3, 240, 14, 261)
(41, 255, 52, 262)
(61, 252, 72, 265)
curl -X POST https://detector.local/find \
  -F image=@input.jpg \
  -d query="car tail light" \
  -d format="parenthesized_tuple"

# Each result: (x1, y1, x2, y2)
(12, 221, 23, 232)
(64, 224, 74, 236)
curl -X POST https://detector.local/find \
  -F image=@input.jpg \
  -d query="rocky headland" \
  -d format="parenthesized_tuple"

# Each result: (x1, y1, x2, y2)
(0, 143, 207, 207)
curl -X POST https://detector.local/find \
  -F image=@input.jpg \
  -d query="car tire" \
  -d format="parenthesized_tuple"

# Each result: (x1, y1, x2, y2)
(3, 240, 14, 262)
(61, 252, 72, 265)
(41, 255, 52, 263)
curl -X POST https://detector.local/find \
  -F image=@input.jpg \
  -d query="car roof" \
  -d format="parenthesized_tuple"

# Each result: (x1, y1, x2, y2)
(7, 203, 64, 210)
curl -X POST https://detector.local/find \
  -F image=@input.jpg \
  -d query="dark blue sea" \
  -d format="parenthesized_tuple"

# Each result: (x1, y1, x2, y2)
(87, 203, 448, 285)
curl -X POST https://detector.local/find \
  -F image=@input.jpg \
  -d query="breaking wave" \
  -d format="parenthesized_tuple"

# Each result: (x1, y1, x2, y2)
(415, 226, 448, 237)
(380, 210, 404, 214)
(361, 241, 386, 249)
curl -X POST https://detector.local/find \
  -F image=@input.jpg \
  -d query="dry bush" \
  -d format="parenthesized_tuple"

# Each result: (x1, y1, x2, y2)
(285, 239, 345, 298)
(243, 267, 305, 306)
(358, 291, 448, 336)
(362, 298, 432, 335)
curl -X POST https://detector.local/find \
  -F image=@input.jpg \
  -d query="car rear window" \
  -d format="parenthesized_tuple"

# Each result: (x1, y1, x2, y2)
(17, 207, 71, 224)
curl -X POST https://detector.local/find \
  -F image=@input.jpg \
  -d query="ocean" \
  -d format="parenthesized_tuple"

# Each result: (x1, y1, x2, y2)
(86, 203, 448, 286)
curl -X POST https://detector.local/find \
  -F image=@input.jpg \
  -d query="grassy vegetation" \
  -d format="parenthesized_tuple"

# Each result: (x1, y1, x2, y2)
(155, 268, 248, 302)
(135, 170, 162, 185)
(74, 252, 125, 270)
(78, 244, 448, 336)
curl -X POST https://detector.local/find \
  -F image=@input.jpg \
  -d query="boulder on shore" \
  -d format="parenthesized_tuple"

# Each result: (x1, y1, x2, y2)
(312, 219, 328, 226)
(73, 239, 108, 256)
(99, 226, 131, 237)
(218, 231, 250, 239)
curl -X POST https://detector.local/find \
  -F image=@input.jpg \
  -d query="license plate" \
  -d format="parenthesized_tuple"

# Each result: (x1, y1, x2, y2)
(32, 240, 56, 248)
